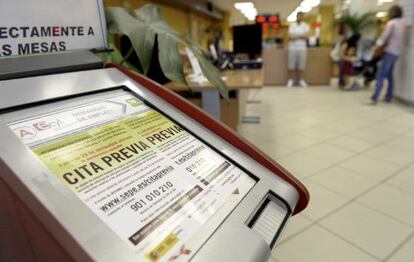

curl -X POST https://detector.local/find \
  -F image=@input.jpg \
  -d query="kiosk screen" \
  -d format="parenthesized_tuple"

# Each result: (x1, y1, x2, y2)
(8, 91, 256, 261)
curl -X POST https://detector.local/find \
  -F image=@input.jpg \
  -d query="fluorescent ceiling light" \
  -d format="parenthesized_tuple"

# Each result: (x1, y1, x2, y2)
(287, 0, 321, 22)
(287, 15, 296, 22)
(377, 0, 394, 5)
(300, 6, 312, 13)
(246, 15, 256, 21)
(241, 8, 257, 15)
(234, 2, 258, 21)
(234, 2, 254, 10)
(300, 0, 320, 9)
(376, 11, 387, 17)
(300, 1, 312, 9)
(308, 0, 321, 8)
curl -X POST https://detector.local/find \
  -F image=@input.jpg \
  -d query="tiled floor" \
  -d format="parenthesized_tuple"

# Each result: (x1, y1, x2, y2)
(237, 86, 414, 262)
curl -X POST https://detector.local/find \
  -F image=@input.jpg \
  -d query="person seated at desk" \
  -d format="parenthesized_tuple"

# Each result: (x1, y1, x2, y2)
(287, 12, 310, 88)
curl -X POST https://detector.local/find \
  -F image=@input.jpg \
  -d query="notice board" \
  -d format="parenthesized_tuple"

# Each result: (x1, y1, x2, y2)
(0, 0, 107, 57)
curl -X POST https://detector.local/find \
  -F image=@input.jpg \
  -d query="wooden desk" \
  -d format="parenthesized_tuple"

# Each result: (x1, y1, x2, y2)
(165, 69, 263, 130)
(166, 69, 263, 90)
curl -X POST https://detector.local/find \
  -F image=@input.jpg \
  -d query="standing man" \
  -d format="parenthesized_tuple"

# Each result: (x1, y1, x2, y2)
(287, 12, 310, 88)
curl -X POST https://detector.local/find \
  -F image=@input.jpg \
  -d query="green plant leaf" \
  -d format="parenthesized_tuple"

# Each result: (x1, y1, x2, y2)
(106, 7, 155, 74)
(135, 4, 163, 23)
(133, 6, 187, 84)
(105, 4, 228, 97)
(190, 46, 229, 99)
(158, 34, 187, 85)
(334, 12, 377, 34)
(134, 9, 182, 44)
(134, 5, 227, 97)
(358, 12, 377, 31)
(96, 42, 140, 72)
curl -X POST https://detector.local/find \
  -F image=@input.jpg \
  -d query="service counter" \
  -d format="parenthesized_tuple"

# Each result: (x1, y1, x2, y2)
(263, 47, 333, 86)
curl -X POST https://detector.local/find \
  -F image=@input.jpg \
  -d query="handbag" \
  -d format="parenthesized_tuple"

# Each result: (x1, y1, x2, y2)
(374, 44, 387, 58)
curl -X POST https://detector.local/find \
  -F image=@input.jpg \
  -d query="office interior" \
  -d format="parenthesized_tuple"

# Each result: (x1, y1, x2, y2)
(104, 0, 414, 261)
(1, 0, 414, 261)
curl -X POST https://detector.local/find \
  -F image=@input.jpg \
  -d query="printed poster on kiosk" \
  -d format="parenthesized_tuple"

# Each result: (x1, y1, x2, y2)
(9, 92, 256, 261)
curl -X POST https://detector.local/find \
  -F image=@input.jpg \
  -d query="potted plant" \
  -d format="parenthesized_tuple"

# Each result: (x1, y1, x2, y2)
(102, 4, 228, 98)
(335, 12, 378, 34)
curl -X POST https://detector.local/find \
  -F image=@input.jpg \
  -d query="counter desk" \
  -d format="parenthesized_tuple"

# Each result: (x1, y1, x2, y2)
(165, 69, 264, 130)
(263, 47, 333, 86)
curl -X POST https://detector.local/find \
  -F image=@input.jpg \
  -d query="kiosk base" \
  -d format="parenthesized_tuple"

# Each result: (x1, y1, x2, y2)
(0, 178, 72, 261)
(0, 65, 309, 262)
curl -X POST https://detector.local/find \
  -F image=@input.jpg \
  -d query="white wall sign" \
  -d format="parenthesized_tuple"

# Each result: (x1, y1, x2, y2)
(0, 0, 108, 57)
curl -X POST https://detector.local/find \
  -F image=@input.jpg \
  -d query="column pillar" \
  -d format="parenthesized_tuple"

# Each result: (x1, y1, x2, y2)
(319, 5, 335, 46)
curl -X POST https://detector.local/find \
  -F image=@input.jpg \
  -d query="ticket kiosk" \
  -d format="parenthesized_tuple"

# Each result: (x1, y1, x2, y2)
(0, 55, 309, 262)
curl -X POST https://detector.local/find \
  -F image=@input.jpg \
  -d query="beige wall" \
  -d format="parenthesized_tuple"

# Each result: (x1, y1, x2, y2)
(319, 5, 335, 46)
(396, 26, 414, 104)
(103, 0, 231, 51)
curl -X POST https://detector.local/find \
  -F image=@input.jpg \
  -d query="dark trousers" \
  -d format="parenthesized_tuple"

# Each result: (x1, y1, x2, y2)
(337, 61, 345, 86)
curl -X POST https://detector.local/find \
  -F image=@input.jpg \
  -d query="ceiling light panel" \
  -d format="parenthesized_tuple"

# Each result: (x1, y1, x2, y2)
(234, 2, 258, 21)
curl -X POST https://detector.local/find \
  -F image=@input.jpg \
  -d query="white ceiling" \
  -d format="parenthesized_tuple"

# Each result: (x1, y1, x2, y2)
(209, 0, 300, 23)
(209, 0, 339, 22)
(208, 0, 397, 24)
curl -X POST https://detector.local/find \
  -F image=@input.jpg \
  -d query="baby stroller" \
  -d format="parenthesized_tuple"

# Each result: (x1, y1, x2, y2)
(345, 58, 379, 91)
(362, 56, 380, 87)
(344, 40, 379, 91)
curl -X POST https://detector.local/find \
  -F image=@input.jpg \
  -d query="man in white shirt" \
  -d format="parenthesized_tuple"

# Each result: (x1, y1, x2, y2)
(287, 12, 310, 88)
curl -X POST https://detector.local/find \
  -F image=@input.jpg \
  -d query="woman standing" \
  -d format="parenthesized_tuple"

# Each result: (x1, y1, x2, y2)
(370, 5, 407, 104)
